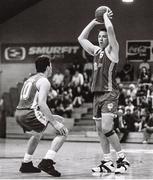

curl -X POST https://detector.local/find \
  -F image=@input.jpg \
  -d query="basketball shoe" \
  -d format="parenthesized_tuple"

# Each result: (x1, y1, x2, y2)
(19, 161, 41, 173)
(92, 160, 115, 173)
(38, 159, 61, 177)
(115, 156, 130, 174)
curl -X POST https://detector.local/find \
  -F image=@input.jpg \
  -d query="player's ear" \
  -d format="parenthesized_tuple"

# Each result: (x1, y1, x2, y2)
(46, 66, 50, 71)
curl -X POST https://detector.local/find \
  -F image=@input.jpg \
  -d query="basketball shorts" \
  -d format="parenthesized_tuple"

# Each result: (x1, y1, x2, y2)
(15, 109, 48, 133)
(93, 90, 119, 120)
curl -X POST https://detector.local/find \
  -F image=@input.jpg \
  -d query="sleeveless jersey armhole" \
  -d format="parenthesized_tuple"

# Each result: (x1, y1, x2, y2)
(94, 46, 101, 56)
(105, 46, 119, 63)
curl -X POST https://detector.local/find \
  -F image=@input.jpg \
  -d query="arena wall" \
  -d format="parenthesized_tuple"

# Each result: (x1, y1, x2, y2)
(0, 0, 152, 95)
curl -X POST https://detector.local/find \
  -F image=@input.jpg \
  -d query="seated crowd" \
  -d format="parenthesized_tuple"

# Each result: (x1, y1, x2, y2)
(47, 65, 93, 118)
(115, 60, 153, 143)
(1, 59, 153, 143)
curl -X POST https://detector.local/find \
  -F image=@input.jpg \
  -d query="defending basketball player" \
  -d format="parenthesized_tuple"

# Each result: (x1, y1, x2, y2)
(78, 7, 130, 174)
(15, 55, 68, 177)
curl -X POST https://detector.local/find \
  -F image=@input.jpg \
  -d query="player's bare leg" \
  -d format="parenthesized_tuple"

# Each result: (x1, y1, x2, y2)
(38, 117, 68, 177)
(102, 113, 130, 174)
(20, 132, 42, 173)
(92, 119, 115, 173)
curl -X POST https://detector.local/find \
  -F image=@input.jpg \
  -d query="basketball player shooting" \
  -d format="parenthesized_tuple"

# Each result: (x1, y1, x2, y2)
(78, 6, 130, 174)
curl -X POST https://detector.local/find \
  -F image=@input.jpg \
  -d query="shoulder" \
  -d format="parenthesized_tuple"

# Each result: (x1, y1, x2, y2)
(36, 77, 50, 90)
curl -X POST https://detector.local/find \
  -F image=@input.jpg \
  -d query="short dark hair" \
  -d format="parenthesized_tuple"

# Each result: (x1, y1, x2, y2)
(35, 55, 51, 73)
(98, 27, 107, 33)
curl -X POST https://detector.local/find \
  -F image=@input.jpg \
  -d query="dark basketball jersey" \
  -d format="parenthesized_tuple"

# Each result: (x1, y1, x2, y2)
(91, 48, 118, 92)
(17, 73, 46, 110)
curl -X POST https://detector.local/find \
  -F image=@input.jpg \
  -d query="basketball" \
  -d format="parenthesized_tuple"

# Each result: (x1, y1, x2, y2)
(95, 6, 110, 22)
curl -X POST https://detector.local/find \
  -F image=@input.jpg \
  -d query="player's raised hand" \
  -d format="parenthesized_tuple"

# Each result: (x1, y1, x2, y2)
(104, 8, 113, 19)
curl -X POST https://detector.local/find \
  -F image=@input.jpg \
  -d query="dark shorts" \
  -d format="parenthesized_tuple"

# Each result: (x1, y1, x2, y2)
(93, 90, 119, 119)
(15, 109, 48, 133)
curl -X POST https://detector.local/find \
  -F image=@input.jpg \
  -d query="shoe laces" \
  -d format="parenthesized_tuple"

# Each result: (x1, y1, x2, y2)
(46, 160, 56, 169)
(116, 158, 125, 168)
(99, 160, 111, 167)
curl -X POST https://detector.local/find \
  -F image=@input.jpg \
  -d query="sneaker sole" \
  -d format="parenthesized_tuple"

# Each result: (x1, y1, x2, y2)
(38, 165, 61, 177)
(19, 170, 41, 173)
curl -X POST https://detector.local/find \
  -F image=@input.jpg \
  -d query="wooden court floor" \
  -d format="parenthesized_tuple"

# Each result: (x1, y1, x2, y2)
(0, 138, 153, 179)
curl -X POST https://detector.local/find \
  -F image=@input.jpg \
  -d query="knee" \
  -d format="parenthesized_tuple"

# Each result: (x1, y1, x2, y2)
(101, 122, 115, 137)
(33, 133, 41, 141)
(104, 129, 115, 137)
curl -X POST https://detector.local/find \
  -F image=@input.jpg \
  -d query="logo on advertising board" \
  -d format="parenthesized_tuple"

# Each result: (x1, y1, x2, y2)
(28, 46, 80, 60)
(126, 40, 153, 62)
(4, 47, 26, 61)
(1, 43, 90, 63)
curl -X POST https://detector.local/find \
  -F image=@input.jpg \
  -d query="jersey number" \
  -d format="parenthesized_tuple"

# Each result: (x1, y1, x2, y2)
(20, 81, 33, 100)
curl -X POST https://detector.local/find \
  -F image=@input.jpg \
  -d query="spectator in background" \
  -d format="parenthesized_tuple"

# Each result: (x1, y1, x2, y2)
(84, 62, 93, 79)
(47, 88, 58, 113)
(139, 57, 150, 72)
(63, 68, 72, 90)
(131, 107, 140, 130)
(71, 69, 84, 107)
(118, 83, 126, 106)
(55, 90, 73, 118)
(138, 67, 150, 84)
(119, 62, 134, 82)
(124, 108, 136, 132)
(114, 108, 129, 143)
(126, 84, 137, 102)
(134, 114, 146, 132)
(125, 99, 135, 114)
(142, 112, 153, 144)
(71, 69, 84, 87)
(62, 91, 73, 118)
(52, 70, 64, 89)
(82, 72, 93, 102)
(72, 86, 84, 107)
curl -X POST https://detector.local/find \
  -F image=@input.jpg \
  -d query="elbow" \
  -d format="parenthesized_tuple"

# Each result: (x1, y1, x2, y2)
(78, 36, 85, 46)
(78, 36, 81, 43)
(78, 34, 85, 43)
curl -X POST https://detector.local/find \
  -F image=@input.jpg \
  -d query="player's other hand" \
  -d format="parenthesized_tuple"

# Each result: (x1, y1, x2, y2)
(92, 18, 104, 25)
(53, 121, 68, 136)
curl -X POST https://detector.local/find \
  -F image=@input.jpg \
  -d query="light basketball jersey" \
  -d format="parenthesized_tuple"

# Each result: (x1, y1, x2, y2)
(17, 73, 46, 110)
(91, 49, 118, 92)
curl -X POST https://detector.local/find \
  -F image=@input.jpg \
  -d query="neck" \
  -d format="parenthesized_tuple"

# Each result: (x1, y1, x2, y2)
(38, 72, 46, 77)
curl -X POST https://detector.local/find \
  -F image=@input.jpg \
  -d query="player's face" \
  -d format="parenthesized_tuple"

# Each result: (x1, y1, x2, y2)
(98, 31, 108, 49)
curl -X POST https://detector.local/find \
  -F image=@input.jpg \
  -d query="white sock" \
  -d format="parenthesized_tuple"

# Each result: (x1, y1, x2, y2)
(103, 153, 112, 161)
(44, 150, 56, 160)
(117, 150, 125, 159)
(23, 153, 32, 163)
